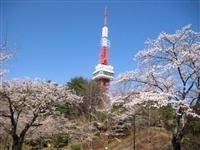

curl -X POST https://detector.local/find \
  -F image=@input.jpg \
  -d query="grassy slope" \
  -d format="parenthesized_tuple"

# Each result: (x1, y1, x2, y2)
(108, 127, 170, 150)
(87, 127, 171, 150)
(2, 127, 199, 150)
(49, 127, 170, 150)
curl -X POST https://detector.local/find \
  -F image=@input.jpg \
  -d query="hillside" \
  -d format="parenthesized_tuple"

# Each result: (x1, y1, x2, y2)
(66, 127, 199, 150)
(2, 126, 200, 150)
(31, 127, 171, 150)
(66, 127, 200, 150)
(89, 127, 171, 150)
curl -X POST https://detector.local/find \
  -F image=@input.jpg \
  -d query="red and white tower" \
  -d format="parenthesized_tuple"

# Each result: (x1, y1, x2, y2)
(93, 7, 114, 90)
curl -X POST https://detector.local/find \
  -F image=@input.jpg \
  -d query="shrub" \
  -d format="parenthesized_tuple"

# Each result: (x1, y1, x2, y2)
(69, 143, 81, 150)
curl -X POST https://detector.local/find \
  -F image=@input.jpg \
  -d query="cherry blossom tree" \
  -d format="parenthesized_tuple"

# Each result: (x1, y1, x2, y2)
(112, 25, 200, 150)
(0, 40, 13, 148)
(0, 79, 82, 150)
(0, 41, 13, 77)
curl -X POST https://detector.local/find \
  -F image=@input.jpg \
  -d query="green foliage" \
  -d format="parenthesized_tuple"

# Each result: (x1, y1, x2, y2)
(67, 76, 105, 120)
(159, 105, 174, 120)
(67, 76, 88, 96)
(95, 111, 108, 122)
(55, 102, 82, 119)
(186, 102, 200, 136)
(159, 105, 175, 131)
(69, 143, 81, 150)
(55, 103, 71, 115)
(52, 134, 68, 148)
(111, 103, 124, 113)
(185, 116, 200, 136)
(44, 134, 68, 148)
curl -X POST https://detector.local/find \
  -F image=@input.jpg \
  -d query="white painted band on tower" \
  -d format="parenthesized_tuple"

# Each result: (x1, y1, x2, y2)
(102, 26, 108, 37)
(101, 37, 109, 47)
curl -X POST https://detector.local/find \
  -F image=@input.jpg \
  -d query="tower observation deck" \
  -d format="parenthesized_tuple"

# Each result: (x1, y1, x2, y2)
(93, 7, 114, 90)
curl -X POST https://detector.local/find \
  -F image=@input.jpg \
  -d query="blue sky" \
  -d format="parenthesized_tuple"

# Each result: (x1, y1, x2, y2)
(1, 0, 199, 84)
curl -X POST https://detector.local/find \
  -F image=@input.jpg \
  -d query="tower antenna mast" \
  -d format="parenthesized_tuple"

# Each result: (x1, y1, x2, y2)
(93, 6, 114, 91)
(104, 6, 108, 26)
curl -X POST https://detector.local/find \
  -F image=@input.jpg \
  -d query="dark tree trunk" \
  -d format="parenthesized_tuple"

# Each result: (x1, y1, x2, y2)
(12, 142, 23, 150)
(12, 135, 24, 150)
(171, 107, 187, 150)
(171, 134, 181, 150)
